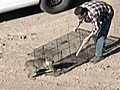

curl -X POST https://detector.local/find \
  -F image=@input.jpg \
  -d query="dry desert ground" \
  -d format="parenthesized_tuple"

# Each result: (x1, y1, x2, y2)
(0, 0, 120, 90)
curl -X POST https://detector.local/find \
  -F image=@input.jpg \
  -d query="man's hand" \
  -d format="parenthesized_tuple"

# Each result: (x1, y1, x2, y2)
(73, 20, 83, 32)
(83, 36, 91, 44)
(73, 27, 80, 32)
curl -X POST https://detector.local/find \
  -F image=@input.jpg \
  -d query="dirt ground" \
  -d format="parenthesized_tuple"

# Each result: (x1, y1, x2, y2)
(0, 0, 120, 90)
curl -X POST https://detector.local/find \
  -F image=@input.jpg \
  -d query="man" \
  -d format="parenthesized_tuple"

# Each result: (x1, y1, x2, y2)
(74, 0, 114, 63)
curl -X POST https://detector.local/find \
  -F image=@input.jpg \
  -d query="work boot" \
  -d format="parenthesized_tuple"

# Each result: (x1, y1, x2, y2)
(89, 56, 105, 63)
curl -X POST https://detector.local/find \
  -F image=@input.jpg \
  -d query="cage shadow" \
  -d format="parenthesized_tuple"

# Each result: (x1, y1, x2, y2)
(53, 59, 88, 76)
(104, 38, 120, 57)
(47, 36, 120, 76)
(28, 30, 120, 77)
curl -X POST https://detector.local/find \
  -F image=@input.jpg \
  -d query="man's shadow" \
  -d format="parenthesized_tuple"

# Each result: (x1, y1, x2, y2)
(104, 37, 120, 57)
(48, 36, 120, 76)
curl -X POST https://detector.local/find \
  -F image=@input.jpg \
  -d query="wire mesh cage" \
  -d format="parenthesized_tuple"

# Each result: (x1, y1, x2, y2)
(28, 29, 120, 76)
(29, 29, 95, 64)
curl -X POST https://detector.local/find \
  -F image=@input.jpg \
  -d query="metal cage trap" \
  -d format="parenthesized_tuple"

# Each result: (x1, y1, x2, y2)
(28, 29, 120, 76)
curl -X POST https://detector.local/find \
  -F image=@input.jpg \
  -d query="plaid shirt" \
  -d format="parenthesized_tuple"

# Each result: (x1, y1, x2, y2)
(80, 1, 113, 35)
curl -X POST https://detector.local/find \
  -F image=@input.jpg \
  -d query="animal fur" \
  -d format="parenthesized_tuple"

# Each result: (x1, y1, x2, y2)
(24, 57, 54, 80)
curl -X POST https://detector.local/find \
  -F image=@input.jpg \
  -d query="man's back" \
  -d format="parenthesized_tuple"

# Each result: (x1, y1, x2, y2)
(81, 1, 113, 17)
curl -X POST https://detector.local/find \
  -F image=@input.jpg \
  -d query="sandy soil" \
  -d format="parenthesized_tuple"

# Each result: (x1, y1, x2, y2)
(0, 0, 120, 90)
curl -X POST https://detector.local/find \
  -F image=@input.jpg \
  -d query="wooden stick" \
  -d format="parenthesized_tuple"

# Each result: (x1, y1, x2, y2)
(76, 40, 86, 56)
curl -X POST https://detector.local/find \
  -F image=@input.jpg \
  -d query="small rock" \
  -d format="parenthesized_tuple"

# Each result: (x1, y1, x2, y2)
(31, 33, 37, 36)
(2, 43, 5, 46)
(117, 88, 119, 90)
(20, 36, 23, 39)
(84, 68, 87, 71)
(106, 65, 111, 68)
(56, 83, 59, 86)
(0, 69, 3, 72)
(23, 36, 27, 39)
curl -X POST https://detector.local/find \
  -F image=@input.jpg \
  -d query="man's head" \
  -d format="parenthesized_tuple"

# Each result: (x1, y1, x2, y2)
(74, 6, 88, 20)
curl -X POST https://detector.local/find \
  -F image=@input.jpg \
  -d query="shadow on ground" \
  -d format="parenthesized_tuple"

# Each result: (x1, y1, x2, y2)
(59, 37, 120, 76)
(55, 37, 120, 76)
(0, 0, 91, 22)
(104, 37, 120, 57)
(28, 29, 120, 77)
(68, 0, 91, 9)
(0, 5, 42, 22)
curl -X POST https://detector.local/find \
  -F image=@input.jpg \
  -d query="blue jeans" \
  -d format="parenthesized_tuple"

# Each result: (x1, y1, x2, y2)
(93, 14, 114, 57)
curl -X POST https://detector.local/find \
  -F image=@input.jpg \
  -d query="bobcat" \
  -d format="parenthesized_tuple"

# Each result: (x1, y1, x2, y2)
(24, 57, 54, 80)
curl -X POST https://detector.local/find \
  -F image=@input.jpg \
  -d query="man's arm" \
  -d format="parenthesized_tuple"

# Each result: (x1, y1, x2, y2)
(81, 17, 101, 49)
(83, 17, 101, 45)
(76, 31, 93, 56)
(82, 31, 93, 45)
(77, 20, 83, 28)
(73, 19, 83, 32)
